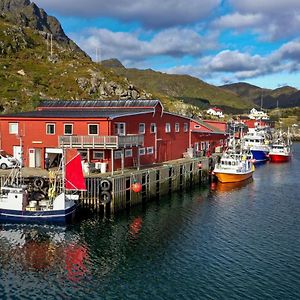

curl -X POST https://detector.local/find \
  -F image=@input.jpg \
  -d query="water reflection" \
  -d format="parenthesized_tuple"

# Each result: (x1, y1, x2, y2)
(0, 225, 89, 283)
(210, 178, 253, 193)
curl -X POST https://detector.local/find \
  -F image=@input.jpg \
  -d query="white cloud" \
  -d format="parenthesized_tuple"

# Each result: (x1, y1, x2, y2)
(224, 0, 300, 40)
(213, 12, 263, 29)
(34, 0, 220, 29)
(166, 40, 300, 83)
(70, 28, 217, 63)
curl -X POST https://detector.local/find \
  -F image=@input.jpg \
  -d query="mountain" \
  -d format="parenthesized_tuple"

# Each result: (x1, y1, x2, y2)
(221, 82, 300, 109)
(101, 59, 252, 112)
(0, 0, 151, 113)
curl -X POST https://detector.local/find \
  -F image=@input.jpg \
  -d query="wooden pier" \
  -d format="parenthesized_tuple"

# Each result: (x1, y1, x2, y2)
(0, 157, 214, 216)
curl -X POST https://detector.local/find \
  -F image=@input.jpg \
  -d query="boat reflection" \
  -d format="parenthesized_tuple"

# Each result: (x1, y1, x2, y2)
(210, 177, 253, 193)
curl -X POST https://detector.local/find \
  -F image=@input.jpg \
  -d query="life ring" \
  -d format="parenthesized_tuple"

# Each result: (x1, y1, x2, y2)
(100, 179, 112, 191)
(100, 191, 112, 204)
(33, 177, 45, 189)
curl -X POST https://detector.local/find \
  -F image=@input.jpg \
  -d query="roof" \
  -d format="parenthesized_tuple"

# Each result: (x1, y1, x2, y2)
(38, 99, 161, 109)
(0, 109, 154, 119)
(192, 119, 227, 134)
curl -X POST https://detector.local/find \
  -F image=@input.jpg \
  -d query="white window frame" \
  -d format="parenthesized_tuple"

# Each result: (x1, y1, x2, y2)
(64, 123, 73, 135)
(184, 123, 188, 132)
(175, 123, 180, 132)
(46, 123, 55, 135)
(139, 123, 145, 134)
(88, 124, 99, 136)
(114, 122, 126, 136)
(201, 142, 205, 150)
(114, 150, 122, 159)
(92, 151, 105, 160)
(147, 147, 154, 155)
(78, 150, 87, 160)
(9, 123, 19, 135)
(139, 148, 146, 156)
(165, 123, 171, 133)
(150, 123, 157, 133)
(194, 125, 201, 129)
(195, 143, 199, 151)
(125, 149, 133, 158)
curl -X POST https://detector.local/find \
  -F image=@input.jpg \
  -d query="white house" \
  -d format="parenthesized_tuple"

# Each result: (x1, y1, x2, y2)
(206, 107, 224, 118)
(248, 108, 269, 120)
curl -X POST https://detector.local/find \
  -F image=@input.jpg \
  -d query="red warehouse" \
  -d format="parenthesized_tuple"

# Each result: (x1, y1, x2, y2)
(0, 100, 193, 172)
(190, 119, 228, 156)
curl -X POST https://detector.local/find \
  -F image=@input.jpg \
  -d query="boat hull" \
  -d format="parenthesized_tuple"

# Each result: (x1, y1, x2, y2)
(269, 153, 291, 163)
(214, 171, 253, 183)
(251, 150, 269, 162)
(0, 204, 76, 224)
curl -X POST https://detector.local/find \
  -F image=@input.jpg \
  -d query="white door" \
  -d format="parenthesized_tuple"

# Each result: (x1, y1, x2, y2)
(29, 149, 35, 168)
(13, 146, 22, 165)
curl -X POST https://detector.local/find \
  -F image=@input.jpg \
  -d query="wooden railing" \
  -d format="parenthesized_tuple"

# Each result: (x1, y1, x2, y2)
(59, 135, 144, 149)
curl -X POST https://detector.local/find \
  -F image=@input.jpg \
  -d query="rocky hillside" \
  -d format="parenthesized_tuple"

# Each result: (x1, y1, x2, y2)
(220, 82, 300, 109)
(101, 59, 252, 112)
(0, 1, 152, 113)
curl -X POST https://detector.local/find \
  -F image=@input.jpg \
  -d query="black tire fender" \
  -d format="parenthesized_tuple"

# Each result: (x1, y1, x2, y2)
(33, 177, 45, 189)
(100, 191, 112, 204)
(100, 179, 112, 191)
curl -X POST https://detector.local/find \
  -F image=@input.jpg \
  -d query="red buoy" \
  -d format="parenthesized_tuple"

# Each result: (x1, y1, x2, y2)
(131, 182, 142, 193)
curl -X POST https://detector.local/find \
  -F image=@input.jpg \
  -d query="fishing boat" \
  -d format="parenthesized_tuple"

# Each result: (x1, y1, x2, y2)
(0, 149, 86, 223)
(213, 151, 255, 183)
(269, 129, 292, 163)
(242, 130, 270, 162)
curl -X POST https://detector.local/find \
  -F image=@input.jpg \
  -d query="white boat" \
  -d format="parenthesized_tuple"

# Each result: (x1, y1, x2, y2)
(0, 149, 86, 224)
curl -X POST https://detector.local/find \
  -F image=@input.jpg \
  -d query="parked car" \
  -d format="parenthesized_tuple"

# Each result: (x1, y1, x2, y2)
(0, 150, 18, 169)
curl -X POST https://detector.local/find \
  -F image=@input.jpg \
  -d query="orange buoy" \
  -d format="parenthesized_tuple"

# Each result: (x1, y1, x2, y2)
(131, 182, 142, 193)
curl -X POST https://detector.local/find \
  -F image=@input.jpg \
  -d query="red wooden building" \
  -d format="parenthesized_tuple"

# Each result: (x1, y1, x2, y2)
(190, 119, 227, 156)
(0, 100, 228, 172)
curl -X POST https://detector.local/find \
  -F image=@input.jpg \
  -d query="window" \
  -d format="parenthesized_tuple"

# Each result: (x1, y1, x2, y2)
(88, 124, 98, 135)
(125, 149, 133, 158)
(139, 123, 145, 134)
(201, 142, 206, 150)
(46, 123, 55, 135)
(139, 148, 145, 156)
(165, 123, 171, 133)
(150, 123, 157, 133)
(175, 123, 180, 132)
(93, 151, 104, 160)
(194, 125, 201, 129)
(9, 123, 18, 135)
(114, 150, 122, 159)
(147, 147, 154, 155)
(184, 123, 188, 132)
(64, 124, 73, 135)
(114, 123, 126, 136)
(195, 143, 199, 151)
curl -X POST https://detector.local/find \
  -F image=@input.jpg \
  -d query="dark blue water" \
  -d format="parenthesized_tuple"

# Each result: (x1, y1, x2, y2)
(1, 144, 300, 299)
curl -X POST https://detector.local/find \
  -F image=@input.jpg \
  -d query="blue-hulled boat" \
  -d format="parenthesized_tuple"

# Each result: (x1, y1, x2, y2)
(243, 131, 270, 162)
(0, 149, 86, 224)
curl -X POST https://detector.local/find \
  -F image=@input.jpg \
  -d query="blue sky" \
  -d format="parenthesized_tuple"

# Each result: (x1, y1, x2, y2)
(35, 0, 300, 89)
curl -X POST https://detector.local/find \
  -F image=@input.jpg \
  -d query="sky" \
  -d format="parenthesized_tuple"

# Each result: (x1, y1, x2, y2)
(34, 0, 300, 89)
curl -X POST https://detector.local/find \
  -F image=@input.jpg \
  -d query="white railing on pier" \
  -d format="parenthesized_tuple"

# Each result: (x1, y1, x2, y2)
(59, 135, 144, 149)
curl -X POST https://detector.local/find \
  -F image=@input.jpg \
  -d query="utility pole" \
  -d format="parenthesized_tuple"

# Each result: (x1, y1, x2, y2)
(50, 34, 53, 57)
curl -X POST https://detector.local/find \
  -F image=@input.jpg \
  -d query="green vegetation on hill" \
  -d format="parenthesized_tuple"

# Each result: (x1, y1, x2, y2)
(101, 59, 252, 111)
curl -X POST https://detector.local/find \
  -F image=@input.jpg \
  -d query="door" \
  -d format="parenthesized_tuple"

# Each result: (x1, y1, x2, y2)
(29, 148, 42, 168)
(29, 148, 35, 167)
(13, 146, 22, 165)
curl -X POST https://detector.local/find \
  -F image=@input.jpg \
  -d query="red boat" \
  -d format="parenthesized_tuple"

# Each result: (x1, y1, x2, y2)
(269, 144, 291, 162)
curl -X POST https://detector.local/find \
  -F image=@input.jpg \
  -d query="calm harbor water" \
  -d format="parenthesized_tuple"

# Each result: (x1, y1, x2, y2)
(1, 144, 300, 299)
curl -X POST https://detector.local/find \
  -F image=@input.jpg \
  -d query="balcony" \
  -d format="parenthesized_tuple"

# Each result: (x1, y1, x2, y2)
(59, 134, 144, 149)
